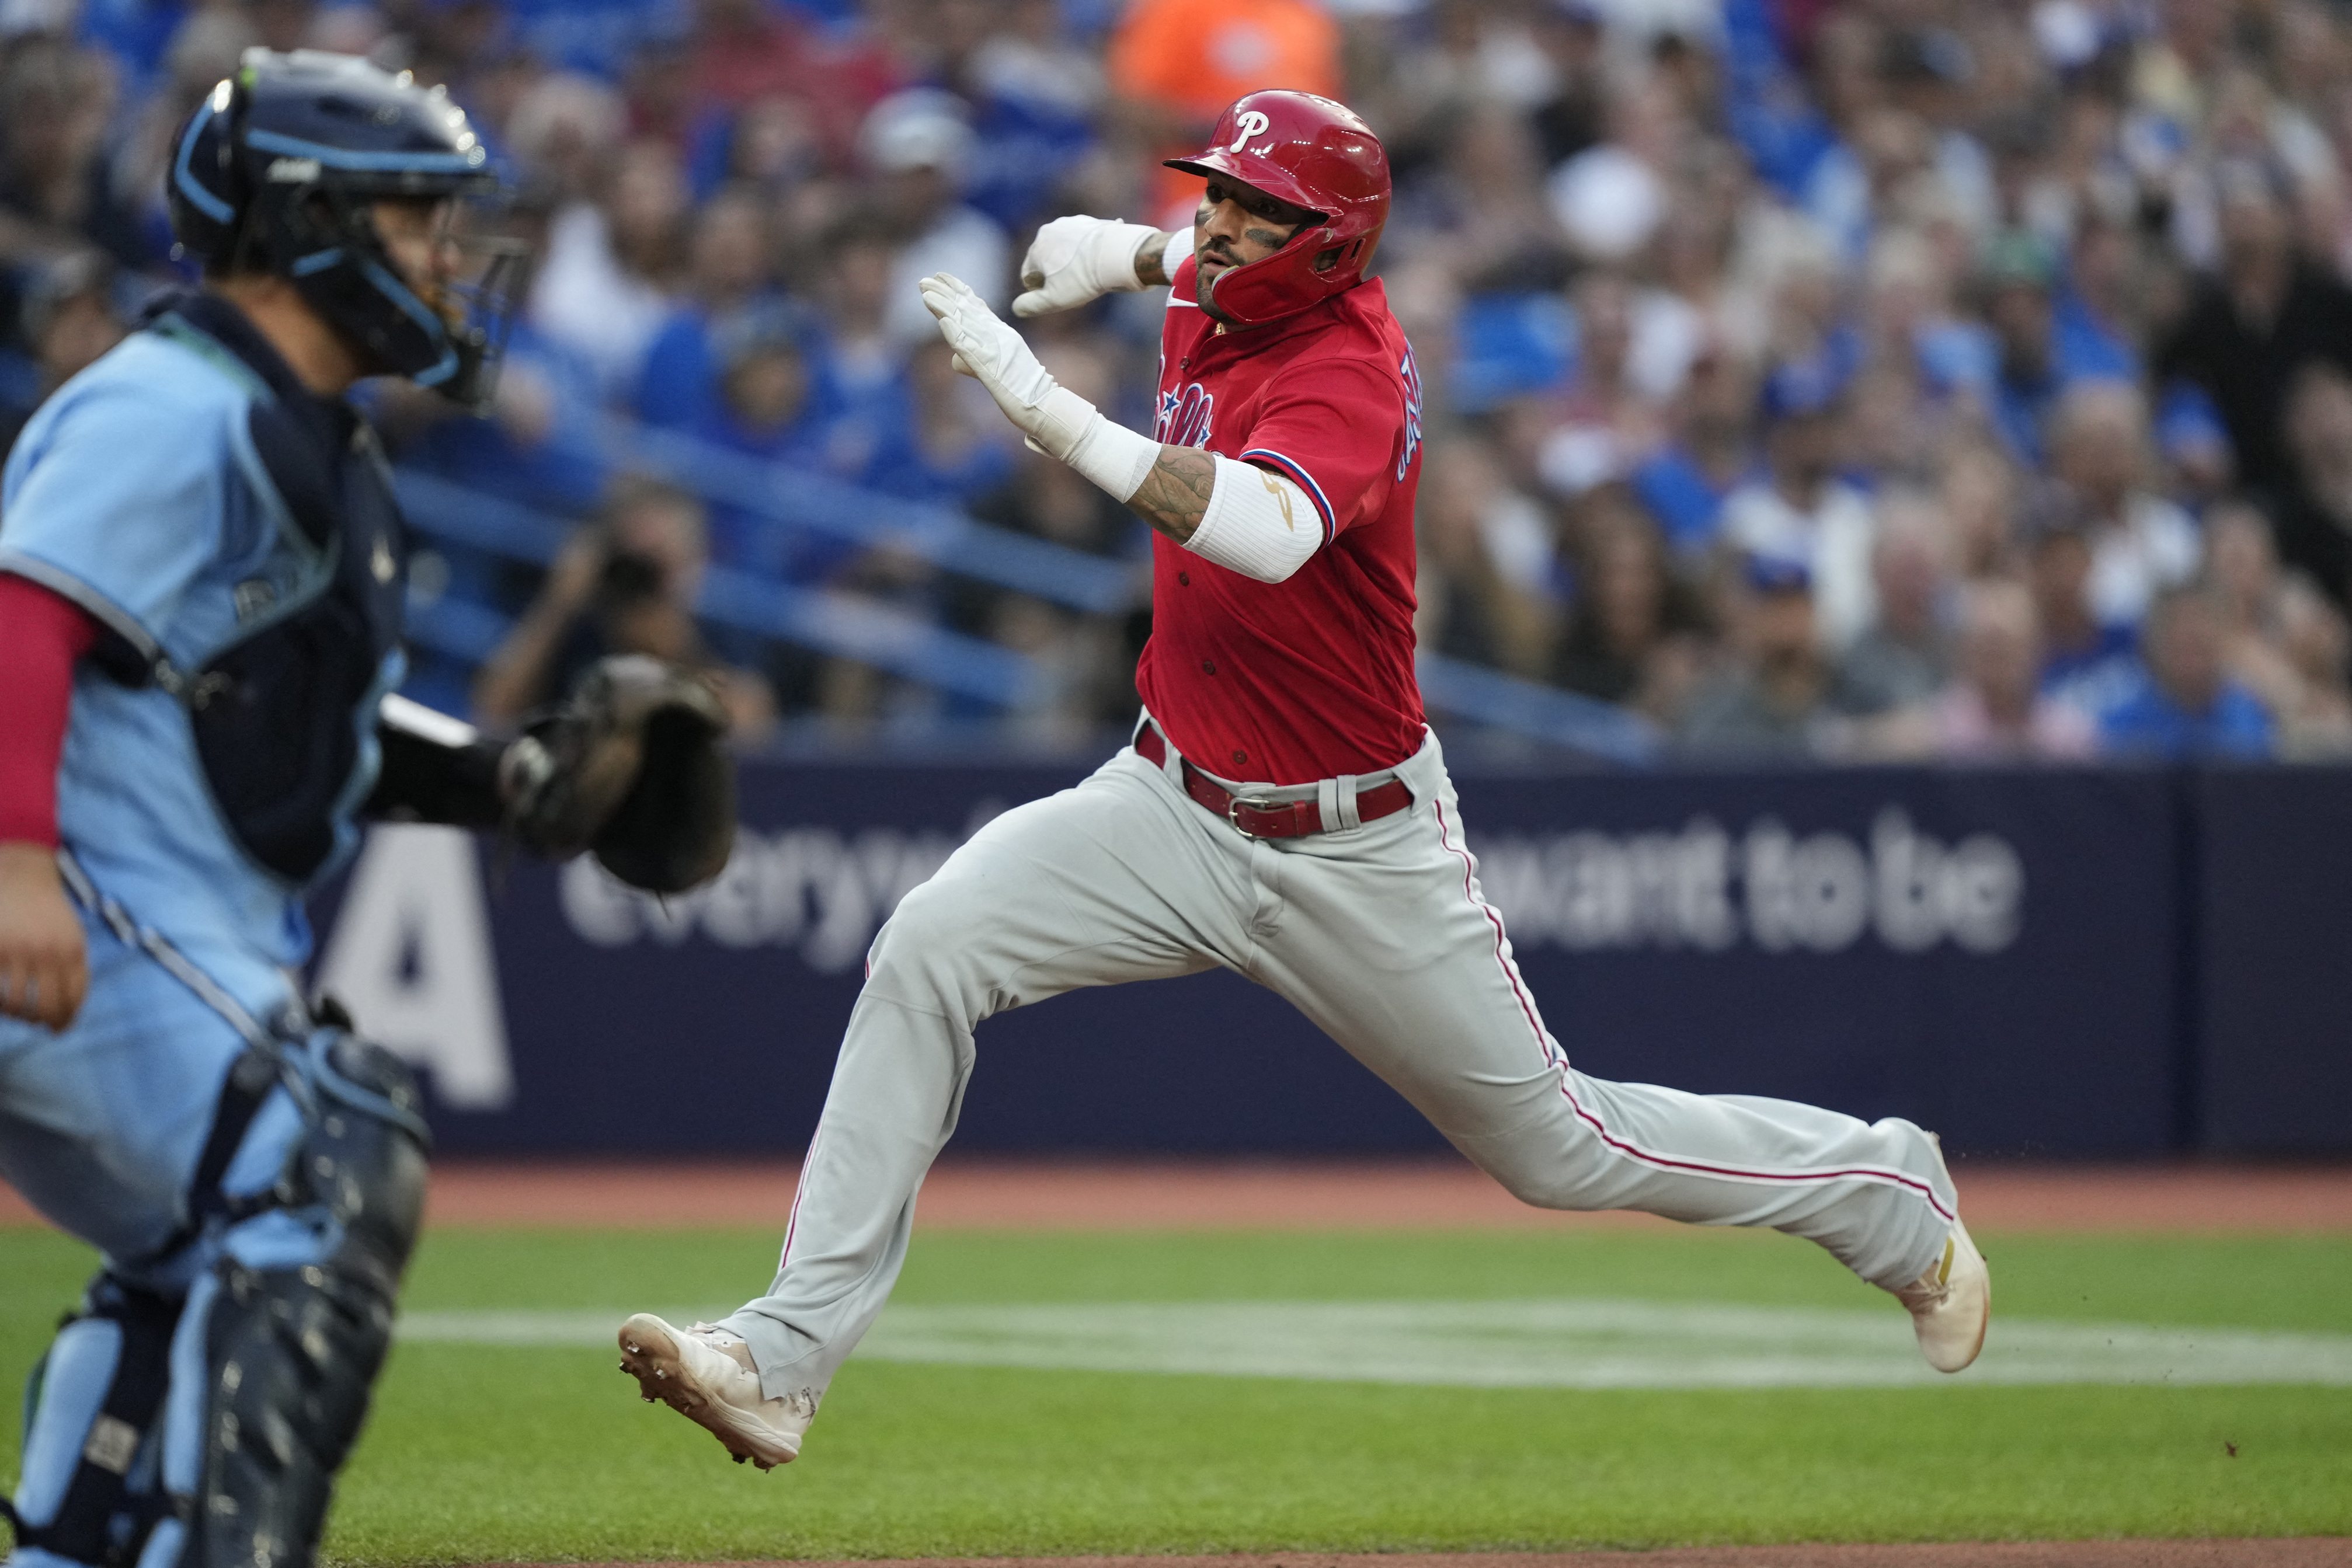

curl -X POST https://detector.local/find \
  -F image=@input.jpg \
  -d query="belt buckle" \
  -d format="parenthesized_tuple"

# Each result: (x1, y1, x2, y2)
(1226, 795, 1279, 840)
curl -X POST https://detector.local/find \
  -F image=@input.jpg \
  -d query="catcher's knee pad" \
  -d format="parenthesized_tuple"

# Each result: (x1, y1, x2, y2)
(282, 1033, 433, 1291)
(177, 1035, 430, 1568)
(5, 1275, 181, 1568)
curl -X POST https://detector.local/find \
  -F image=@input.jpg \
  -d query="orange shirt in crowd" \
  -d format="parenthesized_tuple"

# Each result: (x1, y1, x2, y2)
(1108, 0, 1341, 218)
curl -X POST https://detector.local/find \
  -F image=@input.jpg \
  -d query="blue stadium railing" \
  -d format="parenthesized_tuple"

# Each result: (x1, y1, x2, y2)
(397, 471, 1042, 708)
(1414, 654, 1659, 764)
(610, 419, 1140, 616)
(394, 423, 1661, 764)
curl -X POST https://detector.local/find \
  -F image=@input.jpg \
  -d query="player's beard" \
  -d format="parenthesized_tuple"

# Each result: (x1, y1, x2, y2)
(1193, 219, 1307, 323)
(1195, 250, 1233, 320)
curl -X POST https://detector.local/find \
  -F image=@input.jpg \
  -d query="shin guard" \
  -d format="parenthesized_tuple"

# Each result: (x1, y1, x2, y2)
(179, 1036, 429, 1568)
(6, 1277, 180, 1567)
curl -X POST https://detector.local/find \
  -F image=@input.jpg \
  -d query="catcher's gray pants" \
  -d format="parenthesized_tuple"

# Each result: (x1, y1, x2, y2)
(722, 726, 1958, 1405)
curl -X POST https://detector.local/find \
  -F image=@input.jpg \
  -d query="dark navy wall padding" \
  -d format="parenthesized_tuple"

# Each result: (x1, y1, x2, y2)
(433, 761, 1087, 1159)
(1480, 767, 2183, 1159)
(306, 754, 2334, 1162)
(966, 970, 1452, 1154)
(2194, 766, 2352, 1155)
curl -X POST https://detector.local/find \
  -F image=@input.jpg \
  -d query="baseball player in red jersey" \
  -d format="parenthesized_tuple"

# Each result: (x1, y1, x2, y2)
(614, 90, 1991, 1469)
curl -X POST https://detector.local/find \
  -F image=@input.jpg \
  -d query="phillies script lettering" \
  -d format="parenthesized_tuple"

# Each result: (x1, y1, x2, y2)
(1156, 382, 1214, 448)
(1397, 345, 1424, 480)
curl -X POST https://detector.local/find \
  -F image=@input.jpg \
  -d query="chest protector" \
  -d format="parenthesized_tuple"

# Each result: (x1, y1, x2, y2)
(133, 295, 407, 886)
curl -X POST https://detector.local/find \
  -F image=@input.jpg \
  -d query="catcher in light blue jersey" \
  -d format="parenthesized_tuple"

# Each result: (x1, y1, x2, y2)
(0, 50, 732, 1568)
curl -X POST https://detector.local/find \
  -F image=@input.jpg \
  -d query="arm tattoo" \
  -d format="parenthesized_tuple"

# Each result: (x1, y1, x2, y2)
(1134, 229, 1177, 288)
(1128, 445, 1218, 543)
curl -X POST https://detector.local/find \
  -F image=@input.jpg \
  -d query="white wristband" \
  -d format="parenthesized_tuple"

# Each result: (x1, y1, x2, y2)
(1062, 408, 1161, 502)
(1020, 384, 1099, 462)
(1158, 228, 1191, 286)
(1184, 455, 1323, 583)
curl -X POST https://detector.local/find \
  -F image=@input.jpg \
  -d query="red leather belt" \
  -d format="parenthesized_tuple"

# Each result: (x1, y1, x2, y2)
(1136, 723, 1412, 839)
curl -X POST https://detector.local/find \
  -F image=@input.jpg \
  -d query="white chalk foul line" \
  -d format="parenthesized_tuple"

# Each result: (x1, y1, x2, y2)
(394, 1299, 2352, 1389)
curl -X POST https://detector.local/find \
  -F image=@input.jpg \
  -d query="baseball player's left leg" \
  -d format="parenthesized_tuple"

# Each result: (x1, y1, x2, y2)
(1248, 741, 1978, 1356)
(156, 1028, 429, 1568)
(2, 922, 429, 1568)
(631, 748, 1254, 1465)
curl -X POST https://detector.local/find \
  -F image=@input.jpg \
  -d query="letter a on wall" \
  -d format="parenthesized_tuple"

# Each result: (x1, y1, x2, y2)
(316, 825, 516, 1110)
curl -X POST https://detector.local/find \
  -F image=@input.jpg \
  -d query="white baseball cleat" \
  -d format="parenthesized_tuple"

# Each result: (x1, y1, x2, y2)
(1894, 1217, 1991, 1372)
(617, 1313, 815, 1469)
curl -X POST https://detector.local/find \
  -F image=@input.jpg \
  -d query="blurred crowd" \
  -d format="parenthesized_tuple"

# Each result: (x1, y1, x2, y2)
(7, 0, 2352, 762)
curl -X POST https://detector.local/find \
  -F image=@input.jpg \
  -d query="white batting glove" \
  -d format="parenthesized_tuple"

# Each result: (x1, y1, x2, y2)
(919, 271, 1161, 501)
(921, 271, 1088, 457)
(1012, 215, 1160, 318)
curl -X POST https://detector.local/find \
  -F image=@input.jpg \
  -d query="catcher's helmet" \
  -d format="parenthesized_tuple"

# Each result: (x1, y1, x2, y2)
(169, 49, 525, 409)
(1164, 89, 1390, 329)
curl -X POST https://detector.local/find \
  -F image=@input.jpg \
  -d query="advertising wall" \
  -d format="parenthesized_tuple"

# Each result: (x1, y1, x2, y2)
(311, 754, 2348, 1160)
(2193, 766, 2352, 1155)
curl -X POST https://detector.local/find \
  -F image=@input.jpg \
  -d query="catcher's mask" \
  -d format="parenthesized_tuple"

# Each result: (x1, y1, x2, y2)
(168, 48, 530, 411)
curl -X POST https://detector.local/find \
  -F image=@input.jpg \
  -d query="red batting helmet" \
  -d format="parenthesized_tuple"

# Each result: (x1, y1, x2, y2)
(1164, 89, 1390, 328)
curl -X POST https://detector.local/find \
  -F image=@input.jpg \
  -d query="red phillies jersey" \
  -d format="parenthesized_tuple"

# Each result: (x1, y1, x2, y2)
(1135, 261, 1426, 783)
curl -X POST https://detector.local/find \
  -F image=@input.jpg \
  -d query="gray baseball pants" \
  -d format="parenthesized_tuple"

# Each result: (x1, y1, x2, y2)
(721, 724, 1958, 1405)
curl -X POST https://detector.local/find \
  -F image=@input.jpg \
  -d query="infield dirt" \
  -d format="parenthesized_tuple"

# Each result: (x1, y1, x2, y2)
(326, 1156, 2352, 1232)
(12, 1156, 2352, 1234)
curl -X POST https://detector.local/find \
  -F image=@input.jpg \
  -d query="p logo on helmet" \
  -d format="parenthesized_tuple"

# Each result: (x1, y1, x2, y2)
(1167, 89, 1391, 330)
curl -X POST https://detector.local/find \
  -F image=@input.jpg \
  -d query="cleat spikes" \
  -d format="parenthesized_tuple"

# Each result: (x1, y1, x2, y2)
(615, 1312, 806, 1469)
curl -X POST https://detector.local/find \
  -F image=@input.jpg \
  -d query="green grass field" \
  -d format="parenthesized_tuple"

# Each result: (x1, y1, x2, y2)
(5, 1222, 2350, 1563)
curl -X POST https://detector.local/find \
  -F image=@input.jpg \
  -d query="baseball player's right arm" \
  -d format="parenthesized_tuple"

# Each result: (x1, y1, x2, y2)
(1013, 217, 1188, 316)
(0, 574, 95, 1030)
(924, 274, 1320, 581)
(0, 845, 83, 1029)
(0, 381, 239, 1032)
(1125, 447, 1327, 581)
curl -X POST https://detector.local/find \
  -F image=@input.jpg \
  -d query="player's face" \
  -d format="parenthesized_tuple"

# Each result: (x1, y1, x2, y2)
(1194, 177, 1313, 317)
(371, 197, 466, 328)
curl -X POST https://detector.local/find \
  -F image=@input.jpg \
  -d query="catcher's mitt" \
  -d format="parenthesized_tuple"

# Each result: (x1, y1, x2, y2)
(502, 655, 736, 893)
